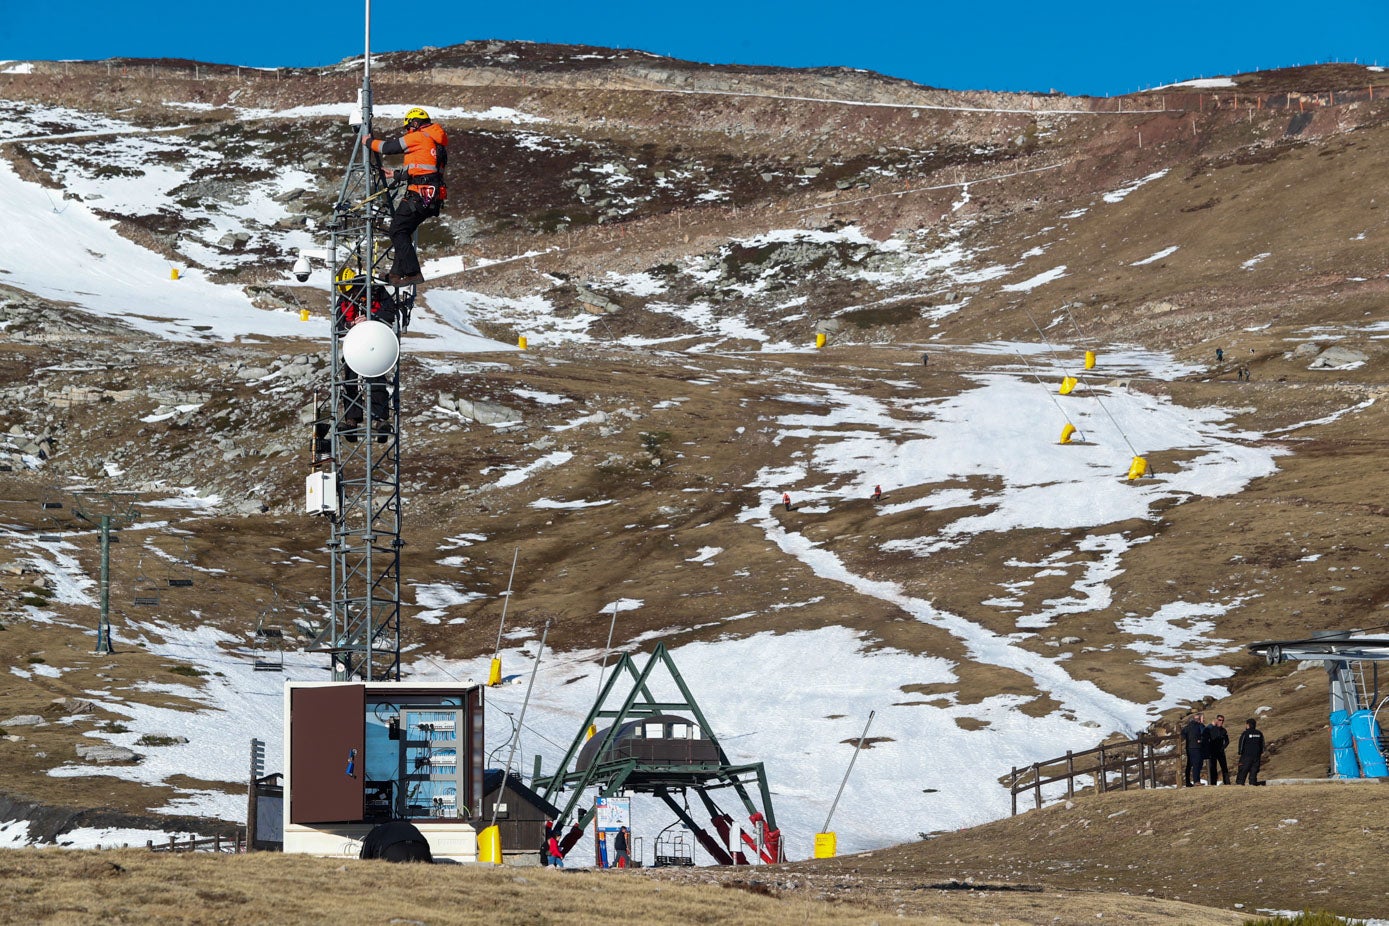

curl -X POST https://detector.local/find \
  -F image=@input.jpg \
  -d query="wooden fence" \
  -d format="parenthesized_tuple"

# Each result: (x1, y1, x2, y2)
(1009, 732, 1182, 815)
(145, 831, 246, 854)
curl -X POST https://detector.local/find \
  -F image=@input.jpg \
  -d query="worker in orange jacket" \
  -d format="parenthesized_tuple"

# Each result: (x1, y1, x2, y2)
(364, 107, 448, 286)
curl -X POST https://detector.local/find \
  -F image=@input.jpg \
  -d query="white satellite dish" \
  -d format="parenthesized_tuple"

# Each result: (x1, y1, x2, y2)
(341, 320, 399, 377)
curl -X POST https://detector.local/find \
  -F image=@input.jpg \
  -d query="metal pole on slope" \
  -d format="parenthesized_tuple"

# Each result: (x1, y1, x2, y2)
(492, 620, 550, 831)
(585, 601, 621, 739)
(822, 710, 875, 834)
(488, 548, 520, 686)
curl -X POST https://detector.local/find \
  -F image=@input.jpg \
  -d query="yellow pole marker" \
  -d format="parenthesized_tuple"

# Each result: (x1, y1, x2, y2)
(813, 832, 837, 859)
(1059, 423, 1077, 445)
(1059, 376, 1077, 395)
(487, 657, 502, 687)
(1084, 350, 1096, 370)
(815, 332, 827, 349)
(518, 336, 528, 350)
(478, 825, 502, 864)
(1127, 456, 1148, 481)
(170, 268, 180, 281)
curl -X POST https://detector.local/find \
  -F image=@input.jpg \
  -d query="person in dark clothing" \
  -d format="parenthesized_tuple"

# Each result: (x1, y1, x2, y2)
(334, 270, 398, 442)
(1205, 714, 1231, 785)
(540, 820, 554, 867)
(359, 820, 433, 863)
(613, 825, 630, 869)
(1237, 717, 1266, 785)
(1181, 711, 1207, 786)
(365, 107, 448, 286)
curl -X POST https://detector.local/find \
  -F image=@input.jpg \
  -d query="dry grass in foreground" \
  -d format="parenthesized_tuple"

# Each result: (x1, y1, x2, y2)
(816, 783, 1389, 920)
(0, 847, 1243, 926)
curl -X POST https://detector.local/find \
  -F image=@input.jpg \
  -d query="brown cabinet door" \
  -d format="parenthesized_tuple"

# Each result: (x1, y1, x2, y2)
(290, 684, 365, 823)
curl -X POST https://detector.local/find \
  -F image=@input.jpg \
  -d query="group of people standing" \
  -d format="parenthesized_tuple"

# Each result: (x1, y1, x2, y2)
(539, 821, 629, 869)
(1182, 711, 1267, 786)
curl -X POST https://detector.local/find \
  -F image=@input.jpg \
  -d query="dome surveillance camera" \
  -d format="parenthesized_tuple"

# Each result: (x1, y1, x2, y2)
(292, 256, 311, 282)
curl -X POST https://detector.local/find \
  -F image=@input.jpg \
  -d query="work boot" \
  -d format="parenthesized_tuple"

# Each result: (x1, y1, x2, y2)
(372, 419, 393, 443)
(389, 272, 424, 286)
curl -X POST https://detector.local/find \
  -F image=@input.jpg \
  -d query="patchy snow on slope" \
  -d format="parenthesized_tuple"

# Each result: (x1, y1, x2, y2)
(48, 621, 322, 822)
(1156, 77, 1237, 89)
(531, 497, 612, 509)
(1001, 265, 1067, 292)
(412, 583, 485, 624)
(490, 451, 574, 489)
(1103, 169, 1169, 204)
(1132, 246, 1179, 266)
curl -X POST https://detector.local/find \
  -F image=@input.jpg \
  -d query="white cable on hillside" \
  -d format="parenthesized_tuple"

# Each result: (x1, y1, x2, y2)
(789, 162, 1065, 214)
(602, 85, 1172, 117)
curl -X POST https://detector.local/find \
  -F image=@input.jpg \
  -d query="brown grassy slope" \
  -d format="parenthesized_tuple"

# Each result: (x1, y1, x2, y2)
(2, 53, 1389, 849)
(0, 848, 1242, 926)
(805, 783, 1389, 920)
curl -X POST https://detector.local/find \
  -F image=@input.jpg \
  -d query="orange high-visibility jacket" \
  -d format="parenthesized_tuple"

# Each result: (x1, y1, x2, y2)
(371, 122, 448, 193)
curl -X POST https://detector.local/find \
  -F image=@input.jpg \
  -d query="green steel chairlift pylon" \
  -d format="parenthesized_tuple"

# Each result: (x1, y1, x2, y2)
(533, 643, 783, 865)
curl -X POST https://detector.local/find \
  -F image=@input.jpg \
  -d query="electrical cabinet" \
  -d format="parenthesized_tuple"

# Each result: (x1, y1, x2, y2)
(401, 709, 464, 818)
(305, 472, 337, 515)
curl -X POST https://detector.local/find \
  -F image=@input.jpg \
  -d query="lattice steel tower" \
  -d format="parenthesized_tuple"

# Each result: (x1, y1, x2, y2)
(305, 0, 413, 681)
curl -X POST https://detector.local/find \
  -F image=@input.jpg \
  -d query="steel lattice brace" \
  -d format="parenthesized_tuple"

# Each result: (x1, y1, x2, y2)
(306, 84, 413, 682)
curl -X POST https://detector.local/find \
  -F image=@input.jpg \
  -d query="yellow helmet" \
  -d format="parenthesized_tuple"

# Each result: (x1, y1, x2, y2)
(335, 267, 357, 288)
(403, 107, 430, 125)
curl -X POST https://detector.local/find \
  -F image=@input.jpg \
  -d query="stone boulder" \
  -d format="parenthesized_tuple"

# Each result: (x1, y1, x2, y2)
(456, 399, 522, 426)
(1309, 346, 1368, 369)
(75, 743, 139, 763)
(2, 715, 46, 727)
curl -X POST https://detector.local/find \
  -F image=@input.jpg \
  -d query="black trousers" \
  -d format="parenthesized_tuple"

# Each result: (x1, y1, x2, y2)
(388, 191, 437, 277)
(1207, 750, 1229, 784)
(1237, 756, 1262, 785)
(343, 374, 390, 422)
(1185, 751, 1204, 785)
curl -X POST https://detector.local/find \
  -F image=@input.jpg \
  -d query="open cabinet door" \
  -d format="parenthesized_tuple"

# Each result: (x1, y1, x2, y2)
(290, 684, 365, 823)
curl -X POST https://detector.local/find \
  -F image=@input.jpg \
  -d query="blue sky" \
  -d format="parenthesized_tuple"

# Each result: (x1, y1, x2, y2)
(3, 0, 1388, 97)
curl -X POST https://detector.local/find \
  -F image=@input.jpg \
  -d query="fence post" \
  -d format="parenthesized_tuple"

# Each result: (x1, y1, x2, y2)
(168, 835, 177, 852)
(1010, 767, 1017, 816)
(1066, 751, 1075, 799)
(1032, 763, 1042, 810)
(1098, 745, 1107, 793)
(215, 835, 222, 853)
(147, 839, 154, 850)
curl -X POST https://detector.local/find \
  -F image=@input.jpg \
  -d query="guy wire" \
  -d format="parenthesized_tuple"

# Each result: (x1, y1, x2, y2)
(1011, 349, 1084, 441)
(1021, 303, 1140, 459)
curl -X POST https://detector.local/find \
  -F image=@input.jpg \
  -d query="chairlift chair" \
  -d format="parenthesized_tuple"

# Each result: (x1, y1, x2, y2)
(253, 608, 285, 672)
(653, 821, 695, 868)
(132, 557, 161, 606)
(166, 539, 196, 588)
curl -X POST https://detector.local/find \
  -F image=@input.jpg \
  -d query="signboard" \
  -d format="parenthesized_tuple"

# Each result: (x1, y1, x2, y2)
(593, 796, 631, 868)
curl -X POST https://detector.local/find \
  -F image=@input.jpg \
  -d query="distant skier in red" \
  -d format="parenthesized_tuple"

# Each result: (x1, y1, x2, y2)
(782, 492, 791, 511)
(872, 485, 882, 502)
